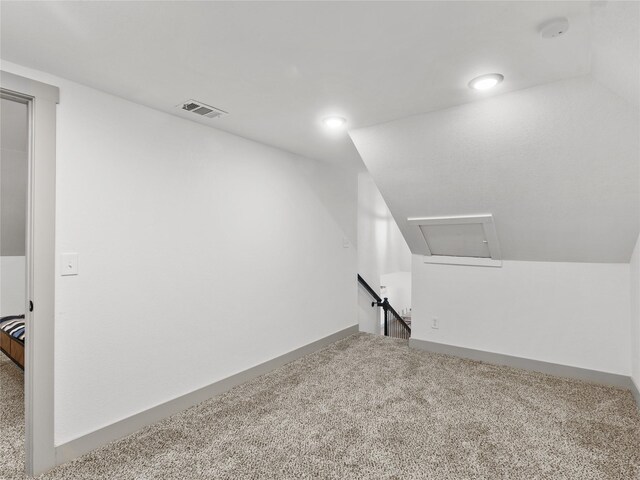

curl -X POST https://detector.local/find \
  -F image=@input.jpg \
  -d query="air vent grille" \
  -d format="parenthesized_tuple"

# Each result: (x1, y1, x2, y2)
(178, 99, 227, 119)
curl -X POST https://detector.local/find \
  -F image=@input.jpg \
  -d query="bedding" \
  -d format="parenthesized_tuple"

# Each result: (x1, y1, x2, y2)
(0, 314, 25, 369)
(0, 315, 25, 342)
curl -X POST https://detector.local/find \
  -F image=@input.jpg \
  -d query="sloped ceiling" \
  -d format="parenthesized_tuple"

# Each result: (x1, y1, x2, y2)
(350, 2, 640, 263)
(350, 76, 639, 263)
(1, 1, 638, 262)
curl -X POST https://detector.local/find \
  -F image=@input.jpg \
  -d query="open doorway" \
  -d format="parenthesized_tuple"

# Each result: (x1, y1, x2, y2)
(0, 93, 28, 477)
(1, 71, 58, 476)
(380, 271, 412, 330)
(357, 172, 412, 337)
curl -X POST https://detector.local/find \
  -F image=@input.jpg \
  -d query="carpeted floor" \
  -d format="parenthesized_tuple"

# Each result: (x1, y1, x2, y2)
(0, 352, 24, 479)
(2, 333, 639, 479)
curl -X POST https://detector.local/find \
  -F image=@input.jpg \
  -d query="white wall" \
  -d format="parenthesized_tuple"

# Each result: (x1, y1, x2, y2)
(0, 256, 25, 316)
(412, 256, 631, 375)
(1, 97, 28, 317)
(631, 235, 640, 388)
(1, 61, 358, 445)
(357, 172, 411, 333)
(1, 98, 28, 256)
(380, 271, 411, 315)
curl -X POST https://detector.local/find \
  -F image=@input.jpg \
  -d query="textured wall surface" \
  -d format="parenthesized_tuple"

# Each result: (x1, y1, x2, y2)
(0, 256, 25, 316)
(1, 61, 359, 446)
(1, 97, 28, 257)
(412, 256, 631, 375)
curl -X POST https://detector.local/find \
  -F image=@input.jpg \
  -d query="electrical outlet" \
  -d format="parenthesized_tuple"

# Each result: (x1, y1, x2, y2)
(432, 318, 439, 329)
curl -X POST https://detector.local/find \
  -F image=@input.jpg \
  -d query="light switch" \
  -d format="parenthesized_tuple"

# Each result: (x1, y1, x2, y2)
(61, 253, 79, 276)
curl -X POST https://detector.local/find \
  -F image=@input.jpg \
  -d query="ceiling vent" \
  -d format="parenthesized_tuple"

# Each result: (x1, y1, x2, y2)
(178, 99, 227, 119)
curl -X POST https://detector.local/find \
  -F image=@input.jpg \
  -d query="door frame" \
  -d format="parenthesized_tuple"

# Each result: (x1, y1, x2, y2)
(1, 70, 59, 476)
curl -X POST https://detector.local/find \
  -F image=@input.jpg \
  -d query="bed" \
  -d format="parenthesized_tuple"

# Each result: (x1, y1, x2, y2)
(0, 315, 25, 369)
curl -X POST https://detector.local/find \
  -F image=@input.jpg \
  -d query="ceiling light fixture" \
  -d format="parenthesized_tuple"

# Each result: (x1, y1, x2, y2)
(468, 73, 504, 91)
(323, 116, 347, 129)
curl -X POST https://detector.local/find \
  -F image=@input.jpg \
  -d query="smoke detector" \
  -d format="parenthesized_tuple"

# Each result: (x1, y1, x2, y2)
(539, 17, 570, 39)
(178, 99, 227, 119)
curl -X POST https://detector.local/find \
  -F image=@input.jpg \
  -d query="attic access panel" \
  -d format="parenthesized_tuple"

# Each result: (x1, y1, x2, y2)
(408, 214, 502, 267)
(420, 223, 490, 258)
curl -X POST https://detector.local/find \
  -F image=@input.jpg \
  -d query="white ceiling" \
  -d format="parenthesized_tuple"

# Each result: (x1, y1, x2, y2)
(0, 1, 593, 166)
(2, 1, 637, 263)
(347, 1, 640, 263)
(590, 0, 640, 109)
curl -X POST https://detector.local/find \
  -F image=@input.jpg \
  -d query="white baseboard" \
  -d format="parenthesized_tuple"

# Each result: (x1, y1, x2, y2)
(55, 325, 359, 466)
(409, 338, 634, 390)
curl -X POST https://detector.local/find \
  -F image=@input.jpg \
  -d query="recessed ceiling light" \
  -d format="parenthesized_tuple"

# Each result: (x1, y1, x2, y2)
(468, 73, 504, 91)
(323, 116, 347, 129)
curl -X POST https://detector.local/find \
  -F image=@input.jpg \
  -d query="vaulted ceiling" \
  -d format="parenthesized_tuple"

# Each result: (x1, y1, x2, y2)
(349, 2, 640, 263)
(1, 1, 638, 262)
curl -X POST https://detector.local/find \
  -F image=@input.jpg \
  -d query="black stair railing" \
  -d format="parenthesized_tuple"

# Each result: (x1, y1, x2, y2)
(357, 274, 411, 340)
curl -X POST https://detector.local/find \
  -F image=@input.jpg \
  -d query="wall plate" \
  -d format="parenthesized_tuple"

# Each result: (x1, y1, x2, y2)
(60, 253, 79, 276)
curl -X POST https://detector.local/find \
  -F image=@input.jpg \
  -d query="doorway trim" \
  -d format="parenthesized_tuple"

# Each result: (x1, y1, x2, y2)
(1, 70, 59, 476)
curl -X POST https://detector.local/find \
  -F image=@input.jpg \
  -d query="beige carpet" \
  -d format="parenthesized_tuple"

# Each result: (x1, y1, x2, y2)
(2, 333, 639, 479)
(0, 352, 24, 479)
